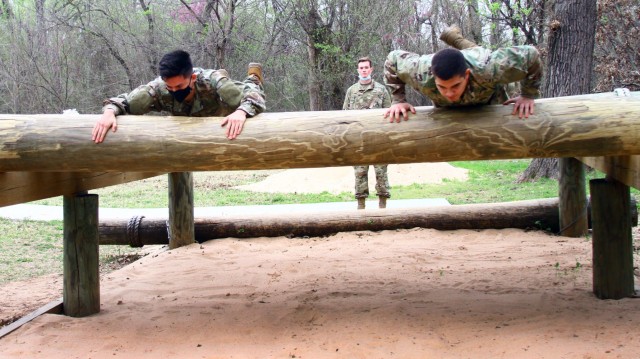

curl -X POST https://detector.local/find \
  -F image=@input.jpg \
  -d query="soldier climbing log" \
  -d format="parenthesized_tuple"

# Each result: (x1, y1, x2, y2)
(0, 93, 639, 172)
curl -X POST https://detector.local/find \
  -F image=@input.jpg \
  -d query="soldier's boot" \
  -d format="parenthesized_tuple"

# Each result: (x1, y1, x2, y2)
(440, 25, 478, 50)
(248, 62, 264, 85)
(357, 197, 366, 210)
(378, 196, 387, 209)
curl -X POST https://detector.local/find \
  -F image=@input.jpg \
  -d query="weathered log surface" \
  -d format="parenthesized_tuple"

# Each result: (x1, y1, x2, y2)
(97, 198, 559, 245)
(1, 93, 639, 172)
(0, 171, 162, 207)
(100, 197, 638, 245)
(578, 155, 640, 189)
(590, 178, 635, 299)
(63, 194, 100, 317)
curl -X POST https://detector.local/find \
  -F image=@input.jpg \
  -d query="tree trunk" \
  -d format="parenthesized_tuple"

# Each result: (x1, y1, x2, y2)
(516, 158, 558, 182)
(519, 0, 597, 182)
(467, 0, 482, 44)
(547, 0, 597, 237)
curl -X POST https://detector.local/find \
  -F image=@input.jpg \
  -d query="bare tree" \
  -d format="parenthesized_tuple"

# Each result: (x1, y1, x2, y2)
(593, 0, 640, 92)
(517, 0, 597, 183)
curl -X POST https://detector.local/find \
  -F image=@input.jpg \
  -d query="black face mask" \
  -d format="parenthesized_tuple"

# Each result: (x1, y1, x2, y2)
(169, 79, 192, 102)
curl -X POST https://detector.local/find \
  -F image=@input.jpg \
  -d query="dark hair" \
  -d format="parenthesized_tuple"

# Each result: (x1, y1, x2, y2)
(431, 48, 468, 80)
(357, 56, 372, 67)
(158, 50, 193, 79)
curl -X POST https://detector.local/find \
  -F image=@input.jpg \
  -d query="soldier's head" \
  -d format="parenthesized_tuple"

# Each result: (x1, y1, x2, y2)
(431, 48, 471, 102)
(357, 56, 373, 84)
(159, 50, 196, 102)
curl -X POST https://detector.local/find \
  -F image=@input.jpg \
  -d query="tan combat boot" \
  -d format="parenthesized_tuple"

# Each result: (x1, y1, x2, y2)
(248, 62, 264, 84)
(439, 25, 478, 50)
(378, 196, 387, 209)
(357, 198, 366, 210)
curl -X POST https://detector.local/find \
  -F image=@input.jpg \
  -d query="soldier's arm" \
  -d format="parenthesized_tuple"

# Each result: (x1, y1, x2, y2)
(342, 86, 352, 110)
(93, 82, 162, 143)
(383, 51, 417, 122)
(382, 85, 392, 108)
(490, 45, 542, 99)
(384, 50, 409, 105)
(214, 70, 266, 139)
(217, 72, 266, 117)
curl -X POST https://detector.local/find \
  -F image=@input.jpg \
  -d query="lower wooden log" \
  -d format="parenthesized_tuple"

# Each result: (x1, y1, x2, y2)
(98, 198, 637, 246)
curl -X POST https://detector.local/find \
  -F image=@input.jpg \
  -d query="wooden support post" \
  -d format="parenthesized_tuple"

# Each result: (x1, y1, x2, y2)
(168, 172, 195, 249)
(590, 178, 635, 299)
(63, 193, 100, 317)
(559, 158, 588, 237)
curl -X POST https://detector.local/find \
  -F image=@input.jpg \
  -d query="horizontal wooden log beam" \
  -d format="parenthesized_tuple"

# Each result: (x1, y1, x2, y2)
(1, 92, 639, 172)
(99, 199, 563, 245)
(578, 156, 640, 189)
(0, 171, 163, 207)
(98, 197, 637, 246)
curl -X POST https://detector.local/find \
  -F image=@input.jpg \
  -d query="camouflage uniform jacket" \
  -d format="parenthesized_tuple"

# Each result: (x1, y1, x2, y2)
(384, 46, 541, 107)
(342, 80, 391, 110)
(102, 67, 266, 117)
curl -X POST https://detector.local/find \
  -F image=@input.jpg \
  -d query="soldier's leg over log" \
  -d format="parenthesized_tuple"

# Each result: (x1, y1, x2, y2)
(440, 25, 478, 50)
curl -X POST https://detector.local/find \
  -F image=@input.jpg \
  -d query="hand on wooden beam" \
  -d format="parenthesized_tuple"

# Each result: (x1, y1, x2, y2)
(503, 96, 535, 119)
(383, 102, 416, 122)
(92, 109, 118, 144)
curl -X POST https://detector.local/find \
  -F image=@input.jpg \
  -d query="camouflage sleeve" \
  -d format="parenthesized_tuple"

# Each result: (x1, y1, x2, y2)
(382, 85, 392, 108)
(237, 78, 266, 116)
(384, 50, 409, 104)
(101, 81, 163, 116)
(342, 85, 352, 110)
(489, 45, 542, 99)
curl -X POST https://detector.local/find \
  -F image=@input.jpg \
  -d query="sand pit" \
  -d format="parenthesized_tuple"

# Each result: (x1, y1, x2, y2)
(1, 164, 639, 358)
(1, 228, 639, 358)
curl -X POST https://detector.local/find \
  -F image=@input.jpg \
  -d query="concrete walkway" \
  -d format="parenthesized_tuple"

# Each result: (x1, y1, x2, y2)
(0, 198, 450, 222)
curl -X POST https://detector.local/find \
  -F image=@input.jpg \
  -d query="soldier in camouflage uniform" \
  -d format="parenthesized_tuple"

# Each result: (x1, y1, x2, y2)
(343, 57, 392, 209)
(92, 49, 265, 143)
(383, 31, 541, 122)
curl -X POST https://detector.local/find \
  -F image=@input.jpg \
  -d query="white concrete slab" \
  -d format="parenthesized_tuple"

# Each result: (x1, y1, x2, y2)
(0, 198, 450, 222)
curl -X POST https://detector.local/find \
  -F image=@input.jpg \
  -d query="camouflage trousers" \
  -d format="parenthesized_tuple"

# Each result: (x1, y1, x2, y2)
(353, 165, 390, 199)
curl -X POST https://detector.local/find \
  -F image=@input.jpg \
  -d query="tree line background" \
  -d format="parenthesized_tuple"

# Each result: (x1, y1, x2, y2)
(0, 0, 637, 116)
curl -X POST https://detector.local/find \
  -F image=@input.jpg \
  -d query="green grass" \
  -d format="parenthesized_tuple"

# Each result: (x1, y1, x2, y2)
(0, 219, 142, 284)
(5, 159, 638, 285)
(392, 160, 561, 204)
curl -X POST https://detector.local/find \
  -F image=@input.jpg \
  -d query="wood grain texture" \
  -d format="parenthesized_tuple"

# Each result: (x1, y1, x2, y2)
(63, 194, 100, 317)
(1, 93, 639, 172)
(98, 198, 563, 245)
(590, 178, 635, 299)
(168, 172, 195, 249)
(578, 156, 640, 189)
(0, 171, 162, 207)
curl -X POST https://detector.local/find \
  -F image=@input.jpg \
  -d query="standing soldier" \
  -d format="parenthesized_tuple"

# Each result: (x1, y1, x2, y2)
(383, 27, 542, 122)
(343, 57, 392, 209)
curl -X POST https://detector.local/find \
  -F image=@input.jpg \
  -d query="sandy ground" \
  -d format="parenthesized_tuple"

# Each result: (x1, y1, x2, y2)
(1, 164, 639, 358)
